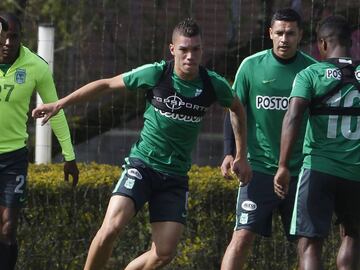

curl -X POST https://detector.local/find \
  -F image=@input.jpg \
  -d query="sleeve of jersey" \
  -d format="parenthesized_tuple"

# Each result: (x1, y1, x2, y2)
(122, 61, 165, 90)
(36, 68, 75, 161)
(223, 111, 235, 156)
(209, 72, 235, 107)
(232, 61, 250, 105)
(290, 70, 313, 101)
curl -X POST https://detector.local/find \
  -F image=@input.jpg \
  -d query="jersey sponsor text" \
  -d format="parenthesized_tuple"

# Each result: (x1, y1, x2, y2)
(153, 95, 207, 112)
(154, 108, 203, 122)
(326, 68, 360, 81)
(256, 95, 289, 110)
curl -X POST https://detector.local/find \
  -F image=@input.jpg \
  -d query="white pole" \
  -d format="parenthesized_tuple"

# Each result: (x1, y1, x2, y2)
(35, 24, 54, 164)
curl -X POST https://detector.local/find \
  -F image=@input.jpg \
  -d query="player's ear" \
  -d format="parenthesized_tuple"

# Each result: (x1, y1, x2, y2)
(298, 29, 303, 43)
(269, 27, 273, 40)
(320, 38, 327, 52)
(317, 38, 327, 59)
(169, 43, 175, 56)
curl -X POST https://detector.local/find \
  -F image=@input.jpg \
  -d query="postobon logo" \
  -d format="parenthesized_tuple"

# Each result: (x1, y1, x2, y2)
(326, 68, 360, 81)
(256, 95, 289, 110)
(326, 68, 342, 80)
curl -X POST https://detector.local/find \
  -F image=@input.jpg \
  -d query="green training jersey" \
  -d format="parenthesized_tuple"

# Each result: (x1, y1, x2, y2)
(233, 49, 316, 176)
(0, 45, 75, 161)
(123, 61, 235, 176)
(291, 59, 360, 181)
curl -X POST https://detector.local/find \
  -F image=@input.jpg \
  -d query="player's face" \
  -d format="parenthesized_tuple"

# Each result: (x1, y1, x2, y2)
(269, 20, 302, 59)
(170, 33, 202, 80)
(1, 19, 21, 64)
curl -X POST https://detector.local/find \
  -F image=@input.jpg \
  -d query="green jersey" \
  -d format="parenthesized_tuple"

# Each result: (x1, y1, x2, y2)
(0, 45, 75, 161)
(233, 49, 316, 176)
(123, 61, 235, 176)
(291, 59, 360, 181)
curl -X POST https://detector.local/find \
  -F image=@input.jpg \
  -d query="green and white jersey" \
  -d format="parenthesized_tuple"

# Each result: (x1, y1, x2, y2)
(122, 60, 235, 176)
(0, 45, 75, 161)
(291, 59, 360, 181)
(233, 49, 316, 176)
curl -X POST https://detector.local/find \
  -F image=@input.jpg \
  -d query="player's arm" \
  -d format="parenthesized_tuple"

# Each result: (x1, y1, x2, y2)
(221, 111, 236, 179)
(35, 67, 79, 186)
(274, 97, 309, 199)
(228, 97, 252, 185)
(32, 74, 126, 124)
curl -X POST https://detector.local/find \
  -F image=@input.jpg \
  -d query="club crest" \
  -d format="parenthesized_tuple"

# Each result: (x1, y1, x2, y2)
(15, 69, 26, 84)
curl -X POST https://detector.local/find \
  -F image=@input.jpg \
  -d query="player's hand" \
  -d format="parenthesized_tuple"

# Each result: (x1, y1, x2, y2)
(32, 102, 60, 125)
(274, 165, 290, 199)
(221, 155, 234, 179)
(232, 157, 252, 186)
(64, 160, 79, 187)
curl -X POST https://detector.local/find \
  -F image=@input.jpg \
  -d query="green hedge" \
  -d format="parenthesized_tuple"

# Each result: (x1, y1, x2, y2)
(16, 163, 339, 269)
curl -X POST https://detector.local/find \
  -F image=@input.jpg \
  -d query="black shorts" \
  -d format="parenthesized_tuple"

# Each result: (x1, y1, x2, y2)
(291, 168, 360, 238)
(0, 147, 28, 208)
(112, 158, 189, 224)
(235, 171, 298, 240)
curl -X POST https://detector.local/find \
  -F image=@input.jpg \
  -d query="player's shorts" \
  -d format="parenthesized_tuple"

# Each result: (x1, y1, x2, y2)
(112, 157, 189, 224)
(0, 147, 28, 208)
(234, 171, 298, 240)
(290, 168, 360, 238)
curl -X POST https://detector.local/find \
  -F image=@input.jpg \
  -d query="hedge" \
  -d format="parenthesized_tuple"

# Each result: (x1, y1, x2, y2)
(16, 163, 340, 269)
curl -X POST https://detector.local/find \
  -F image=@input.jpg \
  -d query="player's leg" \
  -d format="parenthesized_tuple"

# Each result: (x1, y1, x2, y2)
(84, 158, 151, 270)
(297, 237, 324, 270)
(335, 179, 360, 270)
(84, 195, 136, 270)
(125, 221, 184, 270)
(279, 176, 298, 242)
(0, 147, 28, 270)
(292, 169, 336, 270)
(0, 207, 20, 270)
(125, 170, 188, 269)
(221, 229, 256, 270)
(221, 172, 278, 270)
(337, 225, 360, 270)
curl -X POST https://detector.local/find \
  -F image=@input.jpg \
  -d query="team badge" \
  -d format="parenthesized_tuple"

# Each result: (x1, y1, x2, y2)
(239, 213, 248, 224)
(15, 69, 26, 84)
(195, 88, 203, 97)
(124, 178, 135, 189)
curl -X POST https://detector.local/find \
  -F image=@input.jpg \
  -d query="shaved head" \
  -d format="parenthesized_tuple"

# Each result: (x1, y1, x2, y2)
(317, 15, 352, 47)
(172, 18, 201, 43)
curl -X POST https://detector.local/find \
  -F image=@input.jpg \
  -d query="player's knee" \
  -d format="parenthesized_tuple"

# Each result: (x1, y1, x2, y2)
(337, 253, 353, 269)
(1, 220, 17, 243)
(297, 237, 323, 257)
(151, 248, 176, 267)
(337, 233, 360, 269)
(97, 221, 122, 245)
(230, 229, 255, 250)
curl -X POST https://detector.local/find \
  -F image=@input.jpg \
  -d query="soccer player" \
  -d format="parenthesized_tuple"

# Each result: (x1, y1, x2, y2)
(0, 13, 79, 270)
(32, 18, 251, 270)
(220, 8, 316, 270)
(274, 15, 360, 270)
